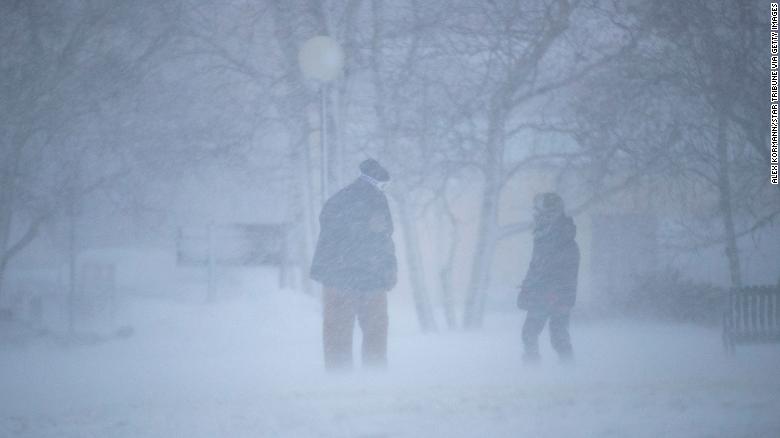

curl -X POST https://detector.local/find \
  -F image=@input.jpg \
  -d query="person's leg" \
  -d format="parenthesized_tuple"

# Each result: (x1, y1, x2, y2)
(322, 288, 357, 371)
(357, 291, 388, 368)
(549, 309, 573, 362)
(521, 310, 548, 363)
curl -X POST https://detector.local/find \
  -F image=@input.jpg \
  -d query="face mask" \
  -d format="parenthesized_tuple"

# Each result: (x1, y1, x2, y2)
(360, 172, 389, 191)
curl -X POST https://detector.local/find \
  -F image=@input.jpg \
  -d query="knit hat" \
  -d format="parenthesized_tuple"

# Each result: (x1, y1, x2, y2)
(533, 192, 564, 215)
(359, 159, 390, 182)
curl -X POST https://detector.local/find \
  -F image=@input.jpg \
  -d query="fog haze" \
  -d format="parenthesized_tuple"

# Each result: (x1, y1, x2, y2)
(1, 1, 778, 437)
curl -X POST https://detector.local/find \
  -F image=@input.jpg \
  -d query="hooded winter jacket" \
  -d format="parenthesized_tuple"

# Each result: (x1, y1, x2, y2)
(519, 214, 580, 310)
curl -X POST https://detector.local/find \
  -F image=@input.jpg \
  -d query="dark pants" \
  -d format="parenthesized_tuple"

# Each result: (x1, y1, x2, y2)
(323, 288, 388, 371)
(522, 308, 573, 362)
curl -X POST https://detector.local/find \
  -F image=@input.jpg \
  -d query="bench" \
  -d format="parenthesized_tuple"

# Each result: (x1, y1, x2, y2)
(722, 286, 780, 355)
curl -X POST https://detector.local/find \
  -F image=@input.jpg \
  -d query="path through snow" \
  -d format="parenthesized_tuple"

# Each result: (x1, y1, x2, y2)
(1, 289, 779, 437)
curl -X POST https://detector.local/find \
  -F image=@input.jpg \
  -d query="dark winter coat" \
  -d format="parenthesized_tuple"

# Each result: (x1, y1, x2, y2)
(310, 178, 397, 292)
(518, 214, 580, 311)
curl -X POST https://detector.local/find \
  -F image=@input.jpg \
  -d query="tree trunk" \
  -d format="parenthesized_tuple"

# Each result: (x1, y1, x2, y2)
(67, 193, 78, 334)
(0, 158, 17, 303)
(436, 200, 459, 329)
(369, 0, 436, 331)
(0, 220, 11, 305)
(397, 197, 437, 332)
(463, 100, 505, 329)
(0, 258, 8, 306)
(715, 113, 742, 288)
(462, 178, 499, 329)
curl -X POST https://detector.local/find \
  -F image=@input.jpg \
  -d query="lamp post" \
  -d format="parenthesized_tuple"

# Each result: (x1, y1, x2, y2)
(298, 36, 344, 204)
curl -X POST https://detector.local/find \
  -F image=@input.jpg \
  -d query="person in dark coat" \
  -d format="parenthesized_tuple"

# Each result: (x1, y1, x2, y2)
(310, 159, 397, 370)
(517, 192, 580, 363)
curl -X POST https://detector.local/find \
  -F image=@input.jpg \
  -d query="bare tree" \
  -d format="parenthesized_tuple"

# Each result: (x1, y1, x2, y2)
(422, 0, 638, 327)
(0, 0, 173, 301)
(365, 0, 440, 331)
(571, 0, 776, 288)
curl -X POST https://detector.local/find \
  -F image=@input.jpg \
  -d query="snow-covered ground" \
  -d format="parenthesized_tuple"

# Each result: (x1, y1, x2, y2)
(1, 287, 779, 438)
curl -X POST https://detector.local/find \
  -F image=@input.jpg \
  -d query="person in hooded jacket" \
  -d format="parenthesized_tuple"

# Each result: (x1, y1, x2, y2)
(517, 192, 580, 364)
(310, 159, 397, 371)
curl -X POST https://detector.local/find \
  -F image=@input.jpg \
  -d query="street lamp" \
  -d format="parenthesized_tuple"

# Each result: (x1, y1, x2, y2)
(298, 36, 344, 204)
